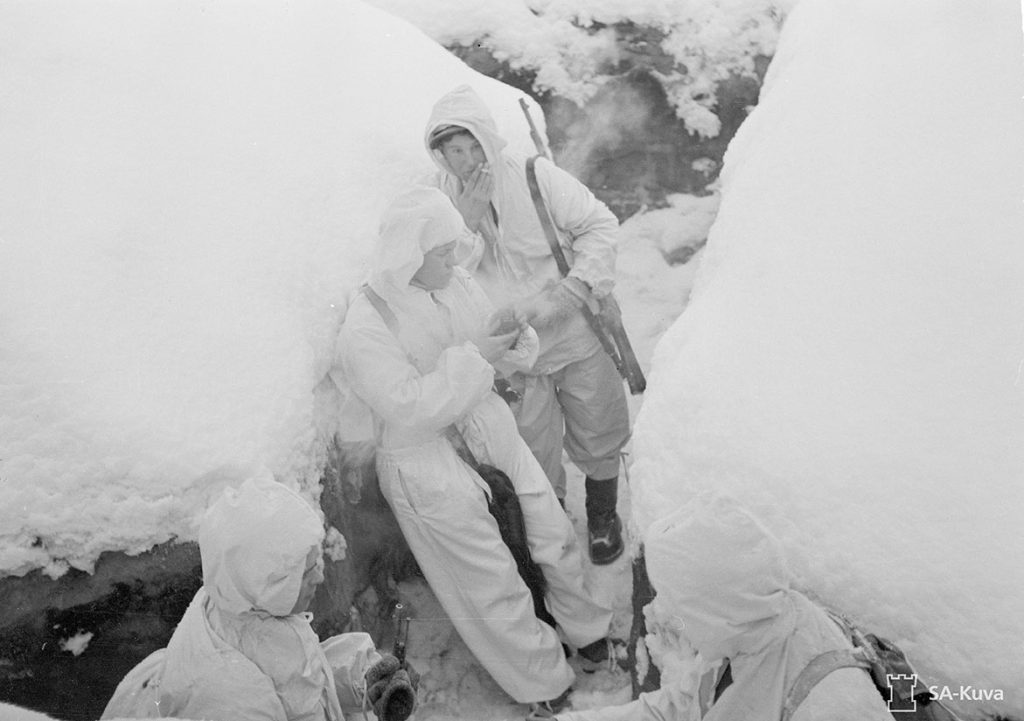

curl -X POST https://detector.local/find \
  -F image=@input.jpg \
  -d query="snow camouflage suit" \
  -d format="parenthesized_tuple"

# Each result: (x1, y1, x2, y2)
(424, 85, 630, 498)
(101, 476, 381, 721)
(338, 187, 612, 703)
(557, 499, 891, 721)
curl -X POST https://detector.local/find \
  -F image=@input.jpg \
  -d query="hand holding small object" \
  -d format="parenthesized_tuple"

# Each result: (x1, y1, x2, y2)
(514, 279, 586, 329)
(455, 163, 494, 231)
(489, 306, 527, 335)
(474, 326, 520, 363)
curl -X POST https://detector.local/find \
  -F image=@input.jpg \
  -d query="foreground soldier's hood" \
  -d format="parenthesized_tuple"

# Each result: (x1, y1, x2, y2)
(644, 497, 794, 661)
(424, 84, 509, 177)
(643, 499, 884, 721)
(198, 474, 324, 616)
(368, 186, 469, 300)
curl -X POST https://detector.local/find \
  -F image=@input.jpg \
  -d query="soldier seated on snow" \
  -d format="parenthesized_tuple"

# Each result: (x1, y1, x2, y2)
(336, 186, 616, 720)
(101, 475, 416, 721)
(556, 498, 893, 721)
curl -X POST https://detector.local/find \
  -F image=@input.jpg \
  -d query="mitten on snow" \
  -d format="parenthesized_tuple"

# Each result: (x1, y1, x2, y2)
(365, 654, 418, 721)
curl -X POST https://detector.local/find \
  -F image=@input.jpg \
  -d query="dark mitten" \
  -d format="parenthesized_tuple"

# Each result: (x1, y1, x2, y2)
(403, 662, 421, 691)
(372, 669, 417, 721)
(365, 654, 402, 689)
(366, 654, 401, 713)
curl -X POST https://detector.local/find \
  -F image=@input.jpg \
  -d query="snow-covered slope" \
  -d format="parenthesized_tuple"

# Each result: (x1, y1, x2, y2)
(4, 0, 1022, 716)
(0, 0, 539, 579)
(362, 0, 793, 137)
(632, 0, 1024, 718)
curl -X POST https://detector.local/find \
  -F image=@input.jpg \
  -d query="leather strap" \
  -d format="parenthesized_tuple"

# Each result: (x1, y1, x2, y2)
(781, 648, 871, 721)
(363, 286, 487, 475)
(445, 424, 481, 469)
(524, 156, 623, 367)
(363, 285, 399, 336)
(525, 156, 571, 277)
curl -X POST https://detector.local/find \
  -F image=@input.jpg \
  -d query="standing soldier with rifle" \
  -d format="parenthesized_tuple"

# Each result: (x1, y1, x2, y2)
(424, 85, 642, 565)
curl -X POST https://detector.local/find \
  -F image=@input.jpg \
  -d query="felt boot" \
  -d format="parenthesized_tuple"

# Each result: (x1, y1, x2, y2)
(576, 637, 628, 673)
(526, 686, 572, 720)
(585, 476, 623, 565)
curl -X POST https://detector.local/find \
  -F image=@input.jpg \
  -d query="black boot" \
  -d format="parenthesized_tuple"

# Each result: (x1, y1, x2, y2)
(577, 636, 627, 673)
(585, 476, 623, 565)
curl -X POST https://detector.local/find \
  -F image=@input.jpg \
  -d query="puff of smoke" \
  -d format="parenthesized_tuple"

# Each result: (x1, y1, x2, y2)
(553, 83, 654, 182)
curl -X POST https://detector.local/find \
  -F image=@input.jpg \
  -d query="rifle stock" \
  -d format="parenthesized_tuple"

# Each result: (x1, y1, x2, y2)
(597, 295, 646, 395)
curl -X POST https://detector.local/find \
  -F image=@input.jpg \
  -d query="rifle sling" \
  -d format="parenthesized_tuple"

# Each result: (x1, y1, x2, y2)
(363, 285, 399, 333)
(524, 157, 623, 368)
(781, 649, 871, 721)
(525, 156, 572, 278)
(363, 285, 486, 471)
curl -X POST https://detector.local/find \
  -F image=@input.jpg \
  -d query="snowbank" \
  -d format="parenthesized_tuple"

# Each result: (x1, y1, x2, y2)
(363, 0, 793, 137)
(0, 0, 539, 578)
(632, 0, 1024, 717)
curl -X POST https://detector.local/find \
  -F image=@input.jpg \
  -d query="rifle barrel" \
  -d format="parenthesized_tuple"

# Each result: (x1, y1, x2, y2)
(393, 603, 407, 665)
(519, 97, 551, 160)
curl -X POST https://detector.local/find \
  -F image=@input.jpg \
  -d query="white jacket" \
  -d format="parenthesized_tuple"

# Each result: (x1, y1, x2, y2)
(425, 85, 618, 374)
(101, 477, 379, 721)
(338, 186, 538, 451)
(559, 500, 892, 721)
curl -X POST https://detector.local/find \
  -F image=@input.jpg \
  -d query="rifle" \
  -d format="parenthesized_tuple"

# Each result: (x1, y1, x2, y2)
(392, 603, 410, 666)
(519, 97, 552, 160)
(518, 98, 646, 395)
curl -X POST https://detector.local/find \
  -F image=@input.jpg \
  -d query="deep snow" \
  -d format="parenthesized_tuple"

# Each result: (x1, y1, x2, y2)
(0, 0, 704, 715)
(361, 0, 794, 138)
(632, 0, 1024, 718)
(0, 0, 541, 578)
(1, 0, 1022, 719)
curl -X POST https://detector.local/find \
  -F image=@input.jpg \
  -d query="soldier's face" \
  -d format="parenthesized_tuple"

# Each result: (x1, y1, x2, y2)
(290, 546, 324, 615)
(440, 133, 487, 181)
(410, 241, 457, 291)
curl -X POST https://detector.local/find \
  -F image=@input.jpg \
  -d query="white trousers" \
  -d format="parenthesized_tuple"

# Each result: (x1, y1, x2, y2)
(512, 348, 630, 498)
(377, 394, 612, 703)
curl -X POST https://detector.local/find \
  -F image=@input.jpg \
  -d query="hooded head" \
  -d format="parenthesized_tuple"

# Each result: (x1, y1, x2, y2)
(644, 497, 794, 661)
(424, 85, 508, 180)
(199, 476, 325, 617)
(369, 186, 469, 299)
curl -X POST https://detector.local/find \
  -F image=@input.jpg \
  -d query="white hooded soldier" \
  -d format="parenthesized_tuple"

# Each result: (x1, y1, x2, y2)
(336, 186, 615, 717)
(101, 475, 416, 721)
(425, 85, 631, 566)
(555, 498, 892, 721)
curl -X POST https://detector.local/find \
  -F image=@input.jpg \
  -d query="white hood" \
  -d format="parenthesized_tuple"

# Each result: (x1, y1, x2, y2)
(424, 84, 509, 175)
(644, 498, 860, 721)
(368, 185, 470, 301)
(198, 475, 324, 617)
(424, 85, 519, 206)
(645, 497, 793, 662)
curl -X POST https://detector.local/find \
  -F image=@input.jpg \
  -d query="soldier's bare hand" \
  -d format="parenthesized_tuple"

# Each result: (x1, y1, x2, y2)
(474, 328, 520, 363)
(455, 163, 494, 231)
